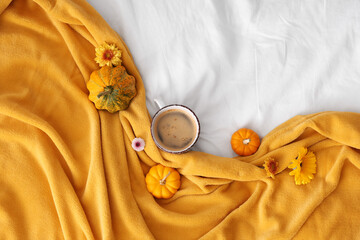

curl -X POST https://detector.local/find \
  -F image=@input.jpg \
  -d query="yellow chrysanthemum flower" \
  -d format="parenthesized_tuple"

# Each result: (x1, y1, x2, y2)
(263, 157, 278, 179)
(288, 147, 316, 185)
(95, 42, 122, 67)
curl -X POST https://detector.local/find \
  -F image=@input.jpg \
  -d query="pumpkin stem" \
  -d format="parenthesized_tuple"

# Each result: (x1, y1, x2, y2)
(97, 86, 114, 98)
(159, 171, 171, 185)
(243, 138, 251, 145)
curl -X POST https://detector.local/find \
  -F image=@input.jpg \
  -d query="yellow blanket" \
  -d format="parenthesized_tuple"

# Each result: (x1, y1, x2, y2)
(1, 0, 360, 239)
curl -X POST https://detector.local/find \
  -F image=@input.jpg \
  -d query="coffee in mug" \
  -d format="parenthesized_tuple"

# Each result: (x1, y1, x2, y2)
(151, 105, 200, 153)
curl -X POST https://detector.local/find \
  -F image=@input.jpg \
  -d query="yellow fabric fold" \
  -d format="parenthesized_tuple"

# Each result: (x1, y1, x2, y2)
(1, 0, 360, 239)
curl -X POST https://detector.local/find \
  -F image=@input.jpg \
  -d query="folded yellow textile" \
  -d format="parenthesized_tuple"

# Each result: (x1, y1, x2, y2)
(1, 0, 360, 239)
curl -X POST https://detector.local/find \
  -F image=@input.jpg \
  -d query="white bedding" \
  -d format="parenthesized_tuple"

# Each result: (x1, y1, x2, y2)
(87, 0, 360, 158)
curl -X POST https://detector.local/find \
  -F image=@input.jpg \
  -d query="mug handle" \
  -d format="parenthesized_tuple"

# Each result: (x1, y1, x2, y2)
(154, 99, 164, 110)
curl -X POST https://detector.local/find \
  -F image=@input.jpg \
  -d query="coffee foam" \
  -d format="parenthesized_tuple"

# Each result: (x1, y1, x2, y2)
(153, 109, 197, 152)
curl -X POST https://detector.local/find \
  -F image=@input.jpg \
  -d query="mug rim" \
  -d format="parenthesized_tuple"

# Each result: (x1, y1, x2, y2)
(150, 104, 200, 154)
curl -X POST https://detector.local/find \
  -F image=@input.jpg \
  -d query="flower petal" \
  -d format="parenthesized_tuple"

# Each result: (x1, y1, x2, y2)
(263, 157, 278, 179)
(95, 42, 122, 67)
(131, 137, 145, 152)
(289, 148, 317, 185)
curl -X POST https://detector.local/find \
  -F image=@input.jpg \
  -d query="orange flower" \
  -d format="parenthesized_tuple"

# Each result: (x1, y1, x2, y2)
(95, 42, 122, 67)
(263, 157, 278, 179)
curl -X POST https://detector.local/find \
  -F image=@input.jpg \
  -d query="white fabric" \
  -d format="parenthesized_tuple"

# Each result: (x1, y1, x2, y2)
(87, 0, 360, 158)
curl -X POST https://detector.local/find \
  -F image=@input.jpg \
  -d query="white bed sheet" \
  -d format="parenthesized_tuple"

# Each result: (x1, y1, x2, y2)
(87, 0, 360, 158)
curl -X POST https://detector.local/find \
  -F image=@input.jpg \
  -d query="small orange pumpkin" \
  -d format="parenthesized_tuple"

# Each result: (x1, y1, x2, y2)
(231, 128, 260, 156)
(145, 164, 181, 199)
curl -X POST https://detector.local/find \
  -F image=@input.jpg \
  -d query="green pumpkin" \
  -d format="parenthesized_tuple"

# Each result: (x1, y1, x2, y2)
(87, 66, 136, 113)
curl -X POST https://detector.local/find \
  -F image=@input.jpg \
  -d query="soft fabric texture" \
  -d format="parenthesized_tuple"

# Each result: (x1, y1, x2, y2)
(1, 0, 360, 239)
(87, 0, 360, 158)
